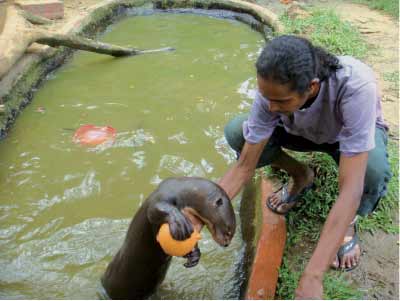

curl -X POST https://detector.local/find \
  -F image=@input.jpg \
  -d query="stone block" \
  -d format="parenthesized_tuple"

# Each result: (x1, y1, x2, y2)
(16, 0, 64, 20)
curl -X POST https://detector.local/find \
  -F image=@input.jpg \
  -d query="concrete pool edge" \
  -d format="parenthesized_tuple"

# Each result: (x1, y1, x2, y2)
(154, 0, 284, 33)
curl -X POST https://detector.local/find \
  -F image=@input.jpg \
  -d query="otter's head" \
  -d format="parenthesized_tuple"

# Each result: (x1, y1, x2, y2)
(183, 183, 236, 247)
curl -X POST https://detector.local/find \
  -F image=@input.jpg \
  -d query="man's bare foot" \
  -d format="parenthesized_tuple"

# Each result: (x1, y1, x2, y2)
(268, 165, 314, 214)
(331, 219, 361, 270)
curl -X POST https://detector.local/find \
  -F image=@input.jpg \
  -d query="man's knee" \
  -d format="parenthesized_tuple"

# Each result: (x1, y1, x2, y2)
(358, 146, 392, 216)
(364, 163, 392, 187)
(364, 134, 392, 190)
(224, 114, 248, 152)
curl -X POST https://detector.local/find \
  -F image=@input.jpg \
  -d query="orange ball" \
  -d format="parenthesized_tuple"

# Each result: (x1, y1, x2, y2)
(156, 223, 201, 257)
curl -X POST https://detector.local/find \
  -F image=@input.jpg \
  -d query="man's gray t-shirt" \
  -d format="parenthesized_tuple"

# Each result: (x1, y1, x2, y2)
(243, 56, 387, 156)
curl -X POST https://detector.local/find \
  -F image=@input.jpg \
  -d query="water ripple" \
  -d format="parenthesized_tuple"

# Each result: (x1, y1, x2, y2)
(130, 151, 146, 169)
(0, 218, 129, 286)
(33, 170, 100, 212)
(203, 126, 236, 164)
(62, 170, 100, 200)
(158, 155, 206, 177)
(237, 77, 256, 99)
(91, 129, 155, 153)
(168, 132, 188, 144)
(19, 217, 64, 241)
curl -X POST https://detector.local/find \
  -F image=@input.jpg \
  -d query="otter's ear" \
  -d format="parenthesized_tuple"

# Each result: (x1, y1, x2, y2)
(215, 198, 223, 207)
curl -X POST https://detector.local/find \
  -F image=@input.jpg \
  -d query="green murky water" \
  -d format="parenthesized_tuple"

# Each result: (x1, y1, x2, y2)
(0, 12, 263, 299)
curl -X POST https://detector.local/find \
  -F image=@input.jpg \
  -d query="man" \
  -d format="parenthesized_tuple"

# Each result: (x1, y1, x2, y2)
(218, 35, 392, 298)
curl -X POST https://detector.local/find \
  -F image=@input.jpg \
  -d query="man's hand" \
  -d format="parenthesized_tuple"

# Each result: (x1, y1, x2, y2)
(295, 272, 323, 299)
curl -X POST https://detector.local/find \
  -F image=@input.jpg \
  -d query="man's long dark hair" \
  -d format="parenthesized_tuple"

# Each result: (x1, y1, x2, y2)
(256, 35, 342, 94)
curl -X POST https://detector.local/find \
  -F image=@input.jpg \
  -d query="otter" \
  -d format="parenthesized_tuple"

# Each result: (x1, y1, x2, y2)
(101, 177, 236, 299)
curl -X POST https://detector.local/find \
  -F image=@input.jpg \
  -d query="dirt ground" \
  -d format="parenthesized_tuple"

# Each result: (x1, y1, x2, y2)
(1, 0, 398, 299)
(331, 2, 399, 295)
(332, 1, 399, 136)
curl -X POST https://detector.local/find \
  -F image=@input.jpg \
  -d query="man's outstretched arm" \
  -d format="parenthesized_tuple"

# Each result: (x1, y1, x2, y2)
(295, 152, 368, 299)
(219, 139, 268, 200)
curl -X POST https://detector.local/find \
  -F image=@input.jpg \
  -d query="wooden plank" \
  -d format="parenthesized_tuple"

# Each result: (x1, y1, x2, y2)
(245, 178, 287, 299)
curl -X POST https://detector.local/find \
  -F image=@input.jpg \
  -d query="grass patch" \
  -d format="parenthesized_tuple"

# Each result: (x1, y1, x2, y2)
(280, 8, 369, 58)
(353, 0, 399, 18)
(266, 141, 398, 298)
(383, 71, 399, 92)
(263, 151, 339, 247)
(276, 258, 363, 299)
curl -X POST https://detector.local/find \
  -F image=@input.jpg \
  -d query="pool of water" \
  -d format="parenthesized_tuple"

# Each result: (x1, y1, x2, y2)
(0, 11, 263, 299)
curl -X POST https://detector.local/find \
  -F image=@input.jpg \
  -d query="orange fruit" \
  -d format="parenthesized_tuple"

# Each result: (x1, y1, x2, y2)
(156, 223, 201, 257)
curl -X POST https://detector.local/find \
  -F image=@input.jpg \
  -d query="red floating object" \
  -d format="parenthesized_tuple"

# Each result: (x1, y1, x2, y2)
(73, 124, 116, 146)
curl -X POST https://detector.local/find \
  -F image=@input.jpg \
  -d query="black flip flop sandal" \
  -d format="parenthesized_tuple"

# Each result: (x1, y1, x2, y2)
(266, 182, 314, 215)
(334, 223, 360, 272)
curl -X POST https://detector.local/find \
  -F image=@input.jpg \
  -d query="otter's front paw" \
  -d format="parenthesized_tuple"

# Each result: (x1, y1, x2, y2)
(183, 245, 201, 268)
(168, 211, 193, 241)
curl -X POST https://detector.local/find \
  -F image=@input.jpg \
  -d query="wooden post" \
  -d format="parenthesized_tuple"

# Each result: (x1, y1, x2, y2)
(245, 178, 287, 299)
